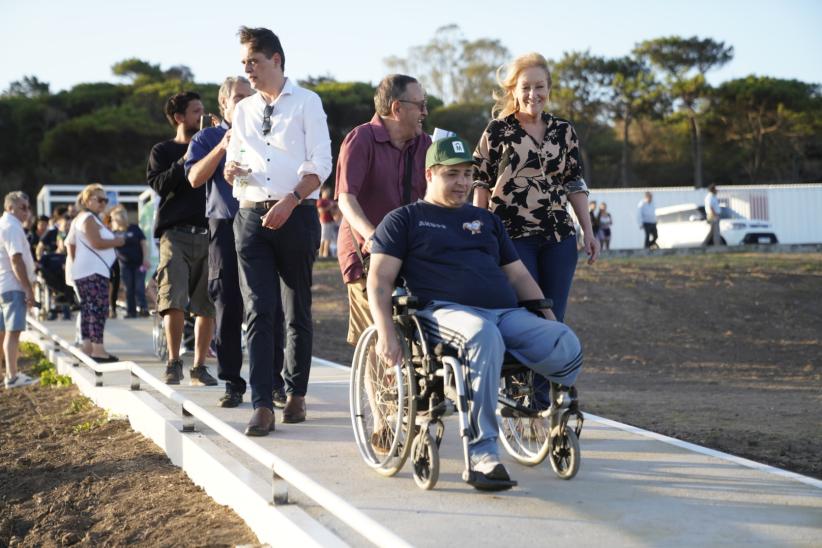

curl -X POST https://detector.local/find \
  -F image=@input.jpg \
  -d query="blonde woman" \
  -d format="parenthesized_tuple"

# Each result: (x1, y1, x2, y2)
(473, 52, 599, 324)
(71, 184, 124, 362)
(109, 205, 149, 318)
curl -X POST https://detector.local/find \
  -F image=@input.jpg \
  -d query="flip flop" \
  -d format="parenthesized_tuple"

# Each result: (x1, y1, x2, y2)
(93, 354, 120, 363)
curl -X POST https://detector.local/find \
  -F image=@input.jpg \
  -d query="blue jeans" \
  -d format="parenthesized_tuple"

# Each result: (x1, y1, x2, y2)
(119, 263, 147, 316)
(512, 235, 578, 323)
(512, 235, 579, 405)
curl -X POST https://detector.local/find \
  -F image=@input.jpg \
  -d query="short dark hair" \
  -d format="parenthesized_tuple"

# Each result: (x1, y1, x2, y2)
(374, 74, 418, 116)
(164, 91, 201, 127)
(238, 26, 285, 71)
(37, 214, 49, 223)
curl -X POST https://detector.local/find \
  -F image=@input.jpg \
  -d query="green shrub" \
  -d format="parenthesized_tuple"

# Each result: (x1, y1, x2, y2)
(31, 357, 54, 376)
(40, 368, 72, 387)
(66, 396, 92, 414)
(18, 341, 44, 360)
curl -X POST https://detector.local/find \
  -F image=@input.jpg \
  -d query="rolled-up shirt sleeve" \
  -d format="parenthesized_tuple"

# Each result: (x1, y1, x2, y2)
(297, 93, 333, 183)
(562, 125, 588, 196)
(472, 124, 497, 191)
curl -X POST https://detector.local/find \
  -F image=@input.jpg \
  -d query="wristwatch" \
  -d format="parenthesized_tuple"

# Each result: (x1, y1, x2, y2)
(291, 190, 302, 203)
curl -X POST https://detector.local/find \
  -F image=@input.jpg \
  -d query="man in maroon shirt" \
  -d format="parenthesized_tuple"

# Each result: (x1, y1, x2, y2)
(335, 74, 431, 345)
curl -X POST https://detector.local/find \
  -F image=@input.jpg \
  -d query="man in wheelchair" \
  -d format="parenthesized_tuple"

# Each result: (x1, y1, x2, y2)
(367, 136, 583, 490)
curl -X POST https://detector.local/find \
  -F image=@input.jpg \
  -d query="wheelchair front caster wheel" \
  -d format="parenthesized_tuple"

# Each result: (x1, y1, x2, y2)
(549, 426, 580, 480)
(411, 431, 439, 490)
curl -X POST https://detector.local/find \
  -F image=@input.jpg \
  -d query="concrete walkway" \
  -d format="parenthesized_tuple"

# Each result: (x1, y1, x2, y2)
(31, 317, 822, 546)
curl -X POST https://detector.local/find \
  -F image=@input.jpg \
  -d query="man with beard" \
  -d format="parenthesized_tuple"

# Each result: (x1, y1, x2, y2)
(147, 91, 217, 387)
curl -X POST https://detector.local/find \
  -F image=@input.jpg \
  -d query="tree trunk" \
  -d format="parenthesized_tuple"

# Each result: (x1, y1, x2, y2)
(688, 110, 704, 188)
(580, 145, 592, 187)
(620, 114, 632, 187)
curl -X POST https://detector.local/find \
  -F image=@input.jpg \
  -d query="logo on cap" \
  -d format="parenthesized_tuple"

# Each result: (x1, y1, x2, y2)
(453, 141, 465, 154)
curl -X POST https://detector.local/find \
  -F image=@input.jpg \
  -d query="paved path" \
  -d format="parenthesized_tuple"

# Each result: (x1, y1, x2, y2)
(40, 317, 822, 546)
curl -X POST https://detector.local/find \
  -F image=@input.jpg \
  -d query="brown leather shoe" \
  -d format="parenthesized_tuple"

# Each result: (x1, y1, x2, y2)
(244, 407, 275, 436)
(282, 395, 306, 424)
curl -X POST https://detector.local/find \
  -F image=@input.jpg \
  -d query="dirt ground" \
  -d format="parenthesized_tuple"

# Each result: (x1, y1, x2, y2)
(0, 357, 257, 547)
(313, 252, 822, 480)
(2, 251, 819, 546)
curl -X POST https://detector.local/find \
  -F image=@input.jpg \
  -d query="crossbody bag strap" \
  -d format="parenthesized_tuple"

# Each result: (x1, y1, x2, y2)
(402, 146, 414, 205)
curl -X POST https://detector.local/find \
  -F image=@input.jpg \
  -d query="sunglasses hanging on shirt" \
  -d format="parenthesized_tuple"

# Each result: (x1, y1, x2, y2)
(262, 104, 275, 135)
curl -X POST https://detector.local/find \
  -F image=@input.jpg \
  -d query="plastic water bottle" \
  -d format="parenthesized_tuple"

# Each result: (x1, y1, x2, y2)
(234, 148, 250, 189)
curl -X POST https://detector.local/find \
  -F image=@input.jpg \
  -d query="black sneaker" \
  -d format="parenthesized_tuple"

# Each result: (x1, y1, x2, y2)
(164, 359, 184, 385)
(190, 365, 218, 386)
(272, 386, 287, 409)
(219, 389, 243, 408)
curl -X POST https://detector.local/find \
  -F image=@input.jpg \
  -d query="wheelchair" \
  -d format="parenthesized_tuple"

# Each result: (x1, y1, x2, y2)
(349, 292, 584, 491)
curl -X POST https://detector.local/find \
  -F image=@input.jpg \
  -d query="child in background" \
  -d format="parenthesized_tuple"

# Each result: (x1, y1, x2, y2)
(317, 187, 337, 258)
(109, 205, 149, 318)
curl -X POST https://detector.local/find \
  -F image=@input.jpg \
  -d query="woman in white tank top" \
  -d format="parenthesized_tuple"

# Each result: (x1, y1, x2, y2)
(71, 184, 124, 362)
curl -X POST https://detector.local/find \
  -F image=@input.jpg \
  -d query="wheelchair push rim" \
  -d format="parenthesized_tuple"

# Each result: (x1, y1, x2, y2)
(497, 371, 551, 466)
(349, 325, 417, 477)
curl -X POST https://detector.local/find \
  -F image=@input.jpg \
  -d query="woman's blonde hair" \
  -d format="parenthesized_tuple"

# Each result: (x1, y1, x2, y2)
(78, 183, 105, 210)
(492, 52, 552, 119)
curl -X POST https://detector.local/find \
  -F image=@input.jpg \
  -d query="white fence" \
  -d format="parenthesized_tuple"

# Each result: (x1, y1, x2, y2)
(585, 183, 822, 250)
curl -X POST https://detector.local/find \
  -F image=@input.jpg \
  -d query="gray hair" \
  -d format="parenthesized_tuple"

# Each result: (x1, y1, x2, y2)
(374, 74, 418, 117)
(218, 76, 251, 116)
(4, 191, 29, 210)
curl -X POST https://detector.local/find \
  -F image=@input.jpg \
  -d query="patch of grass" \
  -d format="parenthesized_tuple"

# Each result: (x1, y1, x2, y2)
(66, 396, 93, 415)
(19, 341, 45, 360)
(31, 357, 55, 376)
(40, 368, 72, 388)
(72, 417, 108, 433)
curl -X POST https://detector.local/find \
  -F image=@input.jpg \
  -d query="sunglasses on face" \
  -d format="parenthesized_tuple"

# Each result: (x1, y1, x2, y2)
(94, 196, 109, 204)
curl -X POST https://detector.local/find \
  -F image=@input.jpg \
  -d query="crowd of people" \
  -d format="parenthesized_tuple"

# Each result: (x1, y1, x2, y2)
(3, 26, 600, 489)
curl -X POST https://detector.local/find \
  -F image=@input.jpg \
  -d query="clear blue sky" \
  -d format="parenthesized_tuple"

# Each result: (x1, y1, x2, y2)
(2, 0, 821, 93)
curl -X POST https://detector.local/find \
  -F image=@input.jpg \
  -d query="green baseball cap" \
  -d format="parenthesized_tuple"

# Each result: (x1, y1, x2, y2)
(425, 135, 473, 168)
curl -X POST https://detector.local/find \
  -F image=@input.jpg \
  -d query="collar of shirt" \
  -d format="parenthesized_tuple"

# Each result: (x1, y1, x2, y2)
(228, 78, 332, 203)
(0, 212, 22, 230)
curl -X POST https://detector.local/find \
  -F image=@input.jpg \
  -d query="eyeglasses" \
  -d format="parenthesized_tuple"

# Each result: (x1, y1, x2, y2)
(262, 104, 275, 135)
(398, 98, 428, 111)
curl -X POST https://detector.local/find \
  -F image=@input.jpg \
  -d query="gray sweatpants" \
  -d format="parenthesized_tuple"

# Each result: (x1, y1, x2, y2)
(415, 301, 583, 461)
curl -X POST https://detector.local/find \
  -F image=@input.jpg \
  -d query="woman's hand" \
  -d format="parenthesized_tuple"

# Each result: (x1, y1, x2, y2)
(582, 232, 600, 265)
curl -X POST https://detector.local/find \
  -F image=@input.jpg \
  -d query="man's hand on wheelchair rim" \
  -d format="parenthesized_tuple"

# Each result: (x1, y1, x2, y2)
(376, 331, 403, 367)
(541, 308, 556, 321)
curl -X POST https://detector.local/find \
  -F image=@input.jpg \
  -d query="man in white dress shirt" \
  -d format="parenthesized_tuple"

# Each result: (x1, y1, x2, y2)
(224, 26, 332, 435)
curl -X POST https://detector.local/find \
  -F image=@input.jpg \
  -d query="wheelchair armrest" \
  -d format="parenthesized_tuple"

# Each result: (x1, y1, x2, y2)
(518, 298, 553, 312)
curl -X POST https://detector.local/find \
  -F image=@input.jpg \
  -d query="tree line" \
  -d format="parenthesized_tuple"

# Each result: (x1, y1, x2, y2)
(1, 26, 820, 205)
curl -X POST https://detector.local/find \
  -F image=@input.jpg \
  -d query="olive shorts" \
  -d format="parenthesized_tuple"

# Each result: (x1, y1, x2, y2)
(156, 229, 214, 317)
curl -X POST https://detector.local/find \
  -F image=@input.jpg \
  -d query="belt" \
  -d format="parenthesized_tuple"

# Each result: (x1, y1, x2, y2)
(170, 224, 208, 235)
(240, 198, 317, 209)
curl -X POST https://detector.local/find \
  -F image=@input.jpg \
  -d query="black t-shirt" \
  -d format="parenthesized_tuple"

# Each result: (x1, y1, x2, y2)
(372, 201, 520, 309)
(146, 139, 207, 238)
(39, 226, 59, 254)
(115, 223, 146, 266)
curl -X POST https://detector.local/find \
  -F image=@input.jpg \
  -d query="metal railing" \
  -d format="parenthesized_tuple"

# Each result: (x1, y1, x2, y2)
(26, 316, 410, 548)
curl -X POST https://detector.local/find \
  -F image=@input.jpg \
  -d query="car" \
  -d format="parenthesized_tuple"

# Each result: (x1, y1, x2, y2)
(655, 203, 779, 248)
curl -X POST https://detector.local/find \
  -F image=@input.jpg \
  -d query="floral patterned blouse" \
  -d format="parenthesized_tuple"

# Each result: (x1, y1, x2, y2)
(473, 112, 588, 242)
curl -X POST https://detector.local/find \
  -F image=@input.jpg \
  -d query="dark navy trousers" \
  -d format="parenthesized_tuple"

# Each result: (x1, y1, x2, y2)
(209, 217, 284, 395)
(234, 205, 319, 410)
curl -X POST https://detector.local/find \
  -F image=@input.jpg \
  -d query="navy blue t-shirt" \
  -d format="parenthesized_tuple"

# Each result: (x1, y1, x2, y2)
(185, 124, 239, 220)
(116, 224, 146, 266)
(372, 201, 520, 309)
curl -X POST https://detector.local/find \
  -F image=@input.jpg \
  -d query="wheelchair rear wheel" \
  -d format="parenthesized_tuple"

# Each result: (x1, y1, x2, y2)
(498, 370, 551, 465)
(549, 426, 580, 479)
(350, 325, 417, 477)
